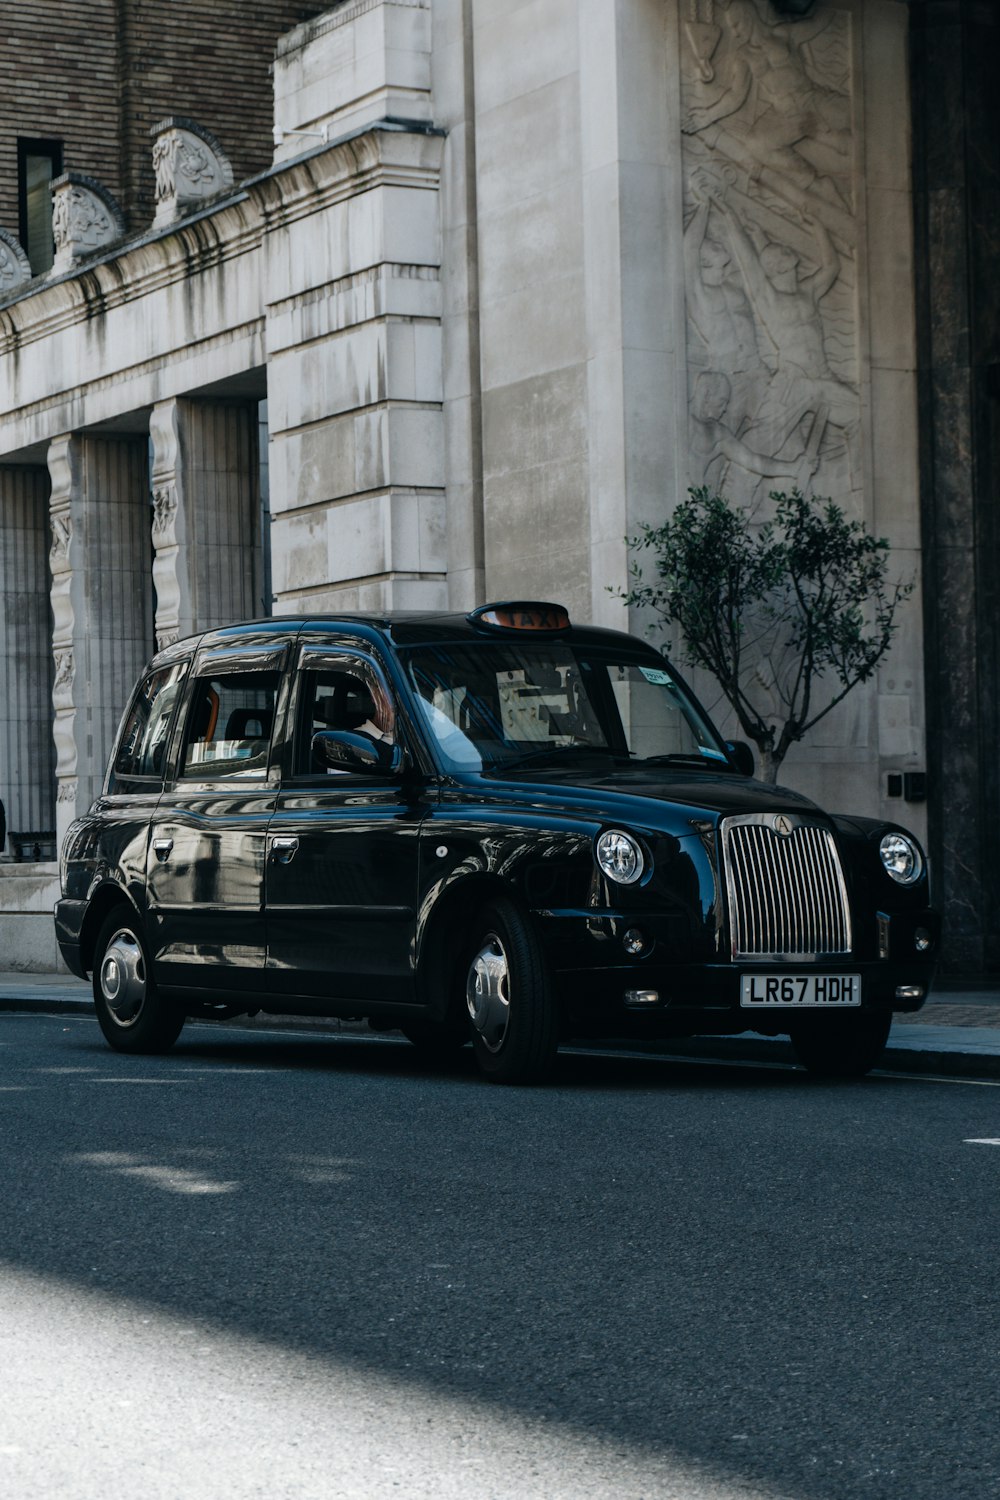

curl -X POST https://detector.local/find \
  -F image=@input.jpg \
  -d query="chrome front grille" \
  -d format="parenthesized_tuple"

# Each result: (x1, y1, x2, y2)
(722, 814, 852, 959)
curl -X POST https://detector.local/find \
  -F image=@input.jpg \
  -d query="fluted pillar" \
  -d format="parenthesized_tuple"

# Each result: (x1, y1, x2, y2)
(48, 434, 153, 845)
(149, 398, 263, 650)
(0, 467, 55, 853)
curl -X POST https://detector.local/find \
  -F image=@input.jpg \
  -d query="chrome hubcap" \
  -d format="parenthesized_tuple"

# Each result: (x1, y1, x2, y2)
(466, 934, 510, 1053)
(99, 929, 146, 1026)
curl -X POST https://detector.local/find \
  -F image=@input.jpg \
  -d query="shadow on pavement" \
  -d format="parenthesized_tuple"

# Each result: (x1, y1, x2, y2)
(2, 1013, 997, 1499)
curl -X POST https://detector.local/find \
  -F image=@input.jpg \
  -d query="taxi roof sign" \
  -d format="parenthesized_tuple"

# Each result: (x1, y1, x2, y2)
(468, 601, 571, 633)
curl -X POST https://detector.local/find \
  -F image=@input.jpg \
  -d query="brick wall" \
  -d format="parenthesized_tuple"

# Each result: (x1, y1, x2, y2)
(0, 2, 121, 241)
(0, 1, 330, 241)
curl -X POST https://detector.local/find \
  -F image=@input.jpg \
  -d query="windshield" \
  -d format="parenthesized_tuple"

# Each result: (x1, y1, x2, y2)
(401, 639, 731, 774)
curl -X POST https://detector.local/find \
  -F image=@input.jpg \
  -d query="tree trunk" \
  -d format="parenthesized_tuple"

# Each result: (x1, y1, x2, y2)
(756, 746, 781, 784)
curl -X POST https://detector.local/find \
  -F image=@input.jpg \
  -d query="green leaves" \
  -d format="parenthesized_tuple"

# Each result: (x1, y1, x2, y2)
(618, 488, 914, 782)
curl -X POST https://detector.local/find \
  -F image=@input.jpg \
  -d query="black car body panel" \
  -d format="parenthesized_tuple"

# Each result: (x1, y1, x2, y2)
(56, 608, 938, 1055)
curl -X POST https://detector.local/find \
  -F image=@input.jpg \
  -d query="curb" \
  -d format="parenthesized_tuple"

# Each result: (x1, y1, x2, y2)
(615, 1033, 1000, 1081)
(3, 994, 999, 1080)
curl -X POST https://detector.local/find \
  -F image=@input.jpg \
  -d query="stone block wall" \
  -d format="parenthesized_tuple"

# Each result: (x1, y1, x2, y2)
(0, 866, 63, 972)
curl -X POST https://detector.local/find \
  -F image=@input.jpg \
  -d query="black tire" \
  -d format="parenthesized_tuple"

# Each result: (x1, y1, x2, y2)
(463, 898, 558, 1084)
(399, 1017, 470, 1056)
(789, 1010, 892, 1078)
(92, 906, 185, 1055)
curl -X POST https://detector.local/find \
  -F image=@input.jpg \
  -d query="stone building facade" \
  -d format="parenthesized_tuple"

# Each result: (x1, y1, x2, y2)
(0, 0, 995, 973)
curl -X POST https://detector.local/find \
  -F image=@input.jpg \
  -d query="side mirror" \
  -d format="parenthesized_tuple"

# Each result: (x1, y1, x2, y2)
(311, 730, 402, 775)
(726, 740, 755, 778)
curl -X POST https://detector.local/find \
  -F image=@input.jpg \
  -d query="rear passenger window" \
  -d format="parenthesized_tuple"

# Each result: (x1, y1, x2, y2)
(113, 662, 188, 782)
(179, 670, 280, 780)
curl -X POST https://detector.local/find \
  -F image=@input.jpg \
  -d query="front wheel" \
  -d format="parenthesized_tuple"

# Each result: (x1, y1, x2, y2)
(789, 1010, 892, 1078)
(92, 907, 185, 1054)
(464, 898, 558, 1084)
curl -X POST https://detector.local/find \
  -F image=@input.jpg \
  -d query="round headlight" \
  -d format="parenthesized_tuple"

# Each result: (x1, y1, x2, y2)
(596, 829, 645, 885)
(879, 832, 924, 886)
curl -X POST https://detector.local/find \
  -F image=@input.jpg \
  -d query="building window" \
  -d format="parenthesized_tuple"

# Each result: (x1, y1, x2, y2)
(18, 139, 63, 276)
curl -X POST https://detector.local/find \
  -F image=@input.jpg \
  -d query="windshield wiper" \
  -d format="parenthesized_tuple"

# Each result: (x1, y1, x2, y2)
(637, 752, 730, 770)
(499, 745, 618, 770)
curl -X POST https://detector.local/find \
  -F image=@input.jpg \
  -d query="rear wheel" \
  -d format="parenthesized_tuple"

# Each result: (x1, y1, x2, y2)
(789, 1010, 892, 1078)
(464, 898, 558, 1084)
(92, 907, 185, 1054)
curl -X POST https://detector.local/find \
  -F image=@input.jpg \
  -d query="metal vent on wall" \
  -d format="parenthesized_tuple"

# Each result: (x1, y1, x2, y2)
(722, 814, 852, 960)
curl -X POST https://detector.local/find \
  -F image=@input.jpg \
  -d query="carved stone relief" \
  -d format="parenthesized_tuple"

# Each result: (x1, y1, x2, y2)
(680, 0, 858, 508)
(49, 511, 72, 569)
(151, 485, 179, 542)
(0, 228, 32, 295)
(149, 401, 189, 652)
(151, 118, 235, 229)
(50, 173, 126, 275)
(52, 648, 75, 705)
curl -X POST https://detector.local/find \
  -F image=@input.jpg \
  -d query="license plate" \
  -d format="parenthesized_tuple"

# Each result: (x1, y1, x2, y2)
(740, 974, 861, 1008)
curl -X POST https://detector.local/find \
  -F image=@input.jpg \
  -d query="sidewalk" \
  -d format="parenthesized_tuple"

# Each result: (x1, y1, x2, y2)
(2, 971, 999, 1078)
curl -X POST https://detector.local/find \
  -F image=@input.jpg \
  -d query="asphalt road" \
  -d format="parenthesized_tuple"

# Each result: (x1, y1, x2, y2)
(1, 1012, 998, 1500)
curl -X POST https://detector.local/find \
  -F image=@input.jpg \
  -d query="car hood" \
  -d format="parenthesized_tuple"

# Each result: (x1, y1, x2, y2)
(472, 763, 824, 832)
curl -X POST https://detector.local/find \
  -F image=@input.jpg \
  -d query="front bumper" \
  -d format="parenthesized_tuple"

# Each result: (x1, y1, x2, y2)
(54, 898, 88, 980)
(534, 907, 938, 1035)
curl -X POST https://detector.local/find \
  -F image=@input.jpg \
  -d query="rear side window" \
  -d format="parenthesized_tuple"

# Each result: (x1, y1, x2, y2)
(179, 670, 280, 780)
(113, 662, 188, 783)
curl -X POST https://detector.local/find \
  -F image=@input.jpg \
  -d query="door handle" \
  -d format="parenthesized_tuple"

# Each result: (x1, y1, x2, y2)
(270, 836, 299, 864)
(152, 837, 173, 862)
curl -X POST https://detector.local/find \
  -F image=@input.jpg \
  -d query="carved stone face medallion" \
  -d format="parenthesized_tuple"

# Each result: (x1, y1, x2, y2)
(150, 118, 234, 227)
(0, 229, 32, 294)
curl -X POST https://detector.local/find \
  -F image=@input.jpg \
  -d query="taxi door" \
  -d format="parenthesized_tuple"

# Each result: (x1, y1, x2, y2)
(264, 642, 426, 1003)
(146, 642, 288, 995)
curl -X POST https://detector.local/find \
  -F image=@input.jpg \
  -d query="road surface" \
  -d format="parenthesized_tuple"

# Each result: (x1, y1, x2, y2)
(1, 1012, 997, 1498)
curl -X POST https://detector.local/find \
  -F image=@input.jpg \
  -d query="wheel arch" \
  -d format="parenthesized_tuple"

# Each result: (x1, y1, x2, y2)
(417, 873, 536, 1025)
(79, 884, 143, 976)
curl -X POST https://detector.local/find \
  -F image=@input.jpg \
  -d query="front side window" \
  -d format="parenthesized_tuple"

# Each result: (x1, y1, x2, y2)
(294, 657, 396, 775)
(179, 670, 280, 780)
(402, 641, 729, 774)
(112, 662, 188, 784)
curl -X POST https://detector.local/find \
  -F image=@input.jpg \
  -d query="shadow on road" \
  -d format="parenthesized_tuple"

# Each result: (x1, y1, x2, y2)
(2, 1013, 997, 1499)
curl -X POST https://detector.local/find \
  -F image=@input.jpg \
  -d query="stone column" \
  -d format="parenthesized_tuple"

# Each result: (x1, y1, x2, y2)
(48, 435, 153, 846)
(149, 398, 263, 650)
(0, 467, 55, 852)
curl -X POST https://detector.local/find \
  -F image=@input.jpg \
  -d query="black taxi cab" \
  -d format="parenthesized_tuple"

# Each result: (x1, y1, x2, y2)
(55, 602, 938, 1083)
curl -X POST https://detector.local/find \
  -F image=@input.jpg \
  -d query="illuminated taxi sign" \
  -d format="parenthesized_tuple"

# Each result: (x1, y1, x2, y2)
(469, 601, 571, 632)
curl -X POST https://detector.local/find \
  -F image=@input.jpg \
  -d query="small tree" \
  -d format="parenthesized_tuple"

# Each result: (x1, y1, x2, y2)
(620, 488, 914, 783)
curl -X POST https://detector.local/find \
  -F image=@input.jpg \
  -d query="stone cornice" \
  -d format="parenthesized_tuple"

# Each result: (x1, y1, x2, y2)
(0, 198, 261, 357)
(248, 125, 444, 233)
(0, 121, 443, 358)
